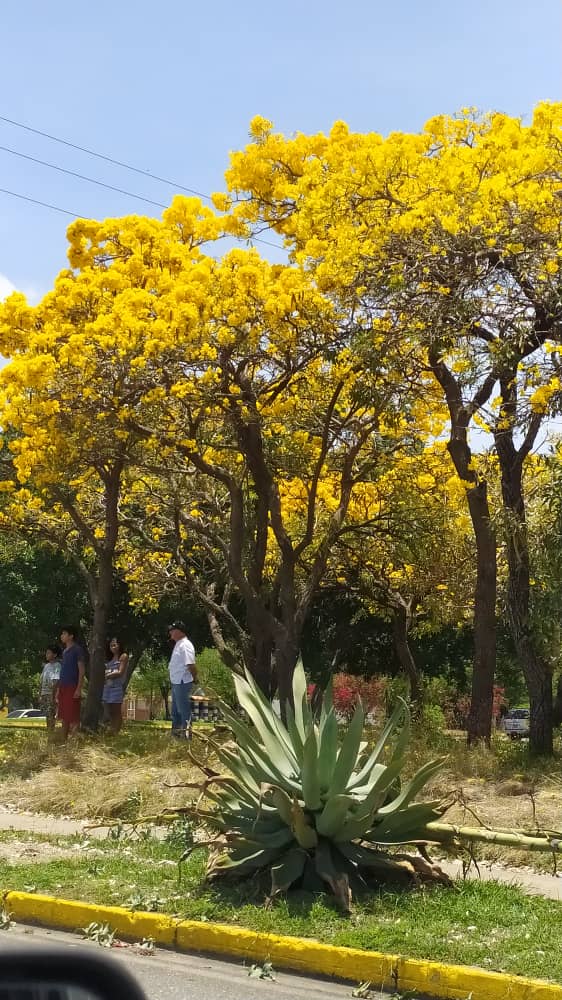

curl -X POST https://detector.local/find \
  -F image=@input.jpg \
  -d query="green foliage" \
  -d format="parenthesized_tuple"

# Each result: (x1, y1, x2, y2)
(196, 647, 236, 707)
(0, 537, 88, 701)
(418, 704, 448, 747)
(189, 661, 447, 909)
(128, 652, 170, 719)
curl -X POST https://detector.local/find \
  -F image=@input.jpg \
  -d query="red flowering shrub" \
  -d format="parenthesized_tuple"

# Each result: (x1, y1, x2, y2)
(308, 674, 388, 720)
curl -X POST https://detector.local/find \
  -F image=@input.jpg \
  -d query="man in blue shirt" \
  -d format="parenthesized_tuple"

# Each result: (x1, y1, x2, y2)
(58, 626, 86, 739)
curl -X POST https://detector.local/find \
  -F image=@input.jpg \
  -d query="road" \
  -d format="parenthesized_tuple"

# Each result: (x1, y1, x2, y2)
(0, 922, 388, 1000)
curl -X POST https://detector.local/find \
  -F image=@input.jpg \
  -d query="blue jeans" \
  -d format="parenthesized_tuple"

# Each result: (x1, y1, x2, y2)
(171, 681, 193, 733)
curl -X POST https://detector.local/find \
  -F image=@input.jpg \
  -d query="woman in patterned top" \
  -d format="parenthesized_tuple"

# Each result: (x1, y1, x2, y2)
(102, 637, 129, 734)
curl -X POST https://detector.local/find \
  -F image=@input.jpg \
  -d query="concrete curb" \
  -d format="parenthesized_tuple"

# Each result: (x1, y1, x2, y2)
(3, 890, 560, 1000)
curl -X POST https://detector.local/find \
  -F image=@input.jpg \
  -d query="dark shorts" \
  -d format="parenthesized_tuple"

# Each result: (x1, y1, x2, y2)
(57, 685, 81, 725)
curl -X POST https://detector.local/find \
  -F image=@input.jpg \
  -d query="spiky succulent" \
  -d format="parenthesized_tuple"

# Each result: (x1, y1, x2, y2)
(194, 661, 448, 908)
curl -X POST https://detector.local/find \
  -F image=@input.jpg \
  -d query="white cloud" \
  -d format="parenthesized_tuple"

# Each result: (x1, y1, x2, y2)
(0, 273, 16, 301)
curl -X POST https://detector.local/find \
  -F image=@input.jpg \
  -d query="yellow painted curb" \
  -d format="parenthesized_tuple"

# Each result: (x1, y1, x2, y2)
(4, 891, 562, 1000)
(5, 892, 180, 949)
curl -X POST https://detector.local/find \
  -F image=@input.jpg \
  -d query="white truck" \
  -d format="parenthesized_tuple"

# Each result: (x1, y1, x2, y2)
(502, 707, 530, 740)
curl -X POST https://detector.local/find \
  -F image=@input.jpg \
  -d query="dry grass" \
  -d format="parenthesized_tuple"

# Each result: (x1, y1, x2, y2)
(412, 730, 562, 870)
(0, 727, 213, 820)
(1, 722, 561, 874)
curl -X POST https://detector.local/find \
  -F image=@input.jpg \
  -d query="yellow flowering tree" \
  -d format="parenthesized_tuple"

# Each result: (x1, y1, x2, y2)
(326, 444, 475, 705)
(116, 247, 435, 709)
(222, 104, 562, 752)
(0, 198, 231, 726)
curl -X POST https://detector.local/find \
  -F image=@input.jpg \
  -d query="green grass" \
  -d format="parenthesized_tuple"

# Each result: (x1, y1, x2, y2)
(0, 829, 559, 985)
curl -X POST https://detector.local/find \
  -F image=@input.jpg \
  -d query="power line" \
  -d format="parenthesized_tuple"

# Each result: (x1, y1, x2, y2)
(0, 114, 210, 200)
(0, 144, 168, 210)
(0, 113, 283, 250)
(0, 187, 78, 217)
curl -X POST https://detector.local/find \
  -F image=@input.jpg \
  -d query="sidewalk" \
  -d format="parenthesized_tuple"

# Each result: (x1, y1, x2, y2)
(0, 806, 109, 839)
(1, 805, 561, 900)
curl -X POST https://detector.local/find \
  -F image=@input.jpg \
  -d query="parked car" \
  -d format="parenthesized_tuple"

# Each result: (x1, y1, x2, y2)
(5, 708, 46, 719)
(502, 707, 530, 739)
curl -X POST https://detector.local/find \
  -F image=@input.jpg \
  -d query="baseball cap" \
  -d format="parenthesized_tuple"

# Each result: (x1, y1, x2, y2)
(168, 621, 187, 633)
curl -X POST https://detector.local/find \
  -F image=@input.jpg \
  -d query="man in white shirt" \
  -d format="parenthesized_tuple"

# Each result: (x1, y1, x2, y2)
(168, 621, 197, 739)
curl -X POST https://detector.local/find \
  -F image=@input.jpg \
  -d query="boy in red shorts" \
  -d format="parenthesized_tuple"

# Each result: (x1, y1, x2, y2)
(58, 626, 85, 739)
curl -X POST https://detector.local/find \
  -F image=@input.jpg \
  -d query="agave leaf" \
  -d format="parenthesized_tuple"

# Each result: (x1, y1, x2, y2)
(213, 713, 301, 799)
(233, 676, 299, 776)
(238, 742, 302, 795)
(292, 658, 311, 742)
(290, 797, 318, 849)
(318, 709, 339, 792)
(215, 700, 276, 762)
(337, 841, 387, 868)
(315, 838, 352, 912)
(301, 727, 322, 810)
(285, 703, 305, 764)
(319, 679, 334, 726)
(263, 785, 294, 827)
(333, 810, 377, 842)
(315, 794, 355, 837)
(384, 703, 412, 770)
(245, 824, 296, 849)
(349, 762, 387, 798)
(377, 758, 446, 816)
(209, 846, 283, 876)
(218, 777, 270, 810)
(332, 753, 408, 842)
(216, 732, 300, 795)
(328, 701, 365, 796)
(270, 847, 307, 895)
(347, 699, 408, 790)
(214, 746, 264, 794)
(240, 667, 302, 762)
(369, 801, 446, 845)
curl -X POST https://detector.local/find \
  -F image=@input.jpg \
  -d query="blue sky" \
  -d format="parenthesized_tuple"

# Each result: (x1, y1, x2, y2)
(0, 0, 560, 301)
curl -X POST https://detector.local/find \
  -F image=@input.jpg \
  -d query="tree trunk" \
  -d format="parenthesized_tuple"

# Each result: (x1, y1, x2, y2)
(498, 453, 553, 755)
(82, 553, 113, 730)
(429, 353, 497, 748)
(245, 602, 275, 698)
(444, 439, 497, 746)
(274, 631, 299, 723)
(390, 597, 422, 710)
(464, 482, 497, 746)
(553, 674, 562, 728)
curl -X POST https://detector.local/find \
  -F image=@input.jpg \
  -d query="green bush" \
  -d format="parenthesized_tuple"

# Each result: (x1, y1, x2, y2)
(196, 647, 237, 707)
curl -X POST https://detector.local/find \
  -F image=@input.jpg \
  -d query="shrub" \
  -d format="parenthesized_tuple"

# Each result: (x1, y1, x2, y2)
(185, 662, 447, 910)
(309, 673, 389, 720)
(196, 647, 237, 707)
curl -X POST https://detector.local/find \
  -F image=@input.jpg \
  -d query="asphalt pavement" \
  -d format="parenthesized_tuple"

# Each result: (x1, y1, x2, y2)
(0, 923, 388, 1000)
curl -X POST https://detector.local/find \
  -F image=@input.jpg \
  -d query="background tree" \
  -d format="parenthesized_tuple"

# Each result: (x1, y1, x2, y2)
(222, 104, 562, 751)
(114, 247, 436, 709)
(0, 198, 227, 727)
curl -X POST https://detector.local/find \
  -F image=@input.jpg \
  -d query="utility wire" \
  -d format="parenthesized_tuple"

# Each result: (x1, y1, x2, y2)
(0, 113, 282, 250)
(0, 113, 210, 200)
(0, 144, 168, 209)
(0, 187, 78, 217)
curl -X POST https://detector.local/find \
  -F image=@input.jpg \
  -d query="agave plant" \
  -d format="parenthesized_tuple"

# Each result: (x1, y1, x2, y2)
(188, 661, 450, 909)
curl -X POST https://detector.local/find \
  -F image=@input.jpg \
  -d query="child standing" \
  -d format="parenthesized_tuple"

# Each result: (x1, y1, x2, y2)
(39, 645, 61, 732)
